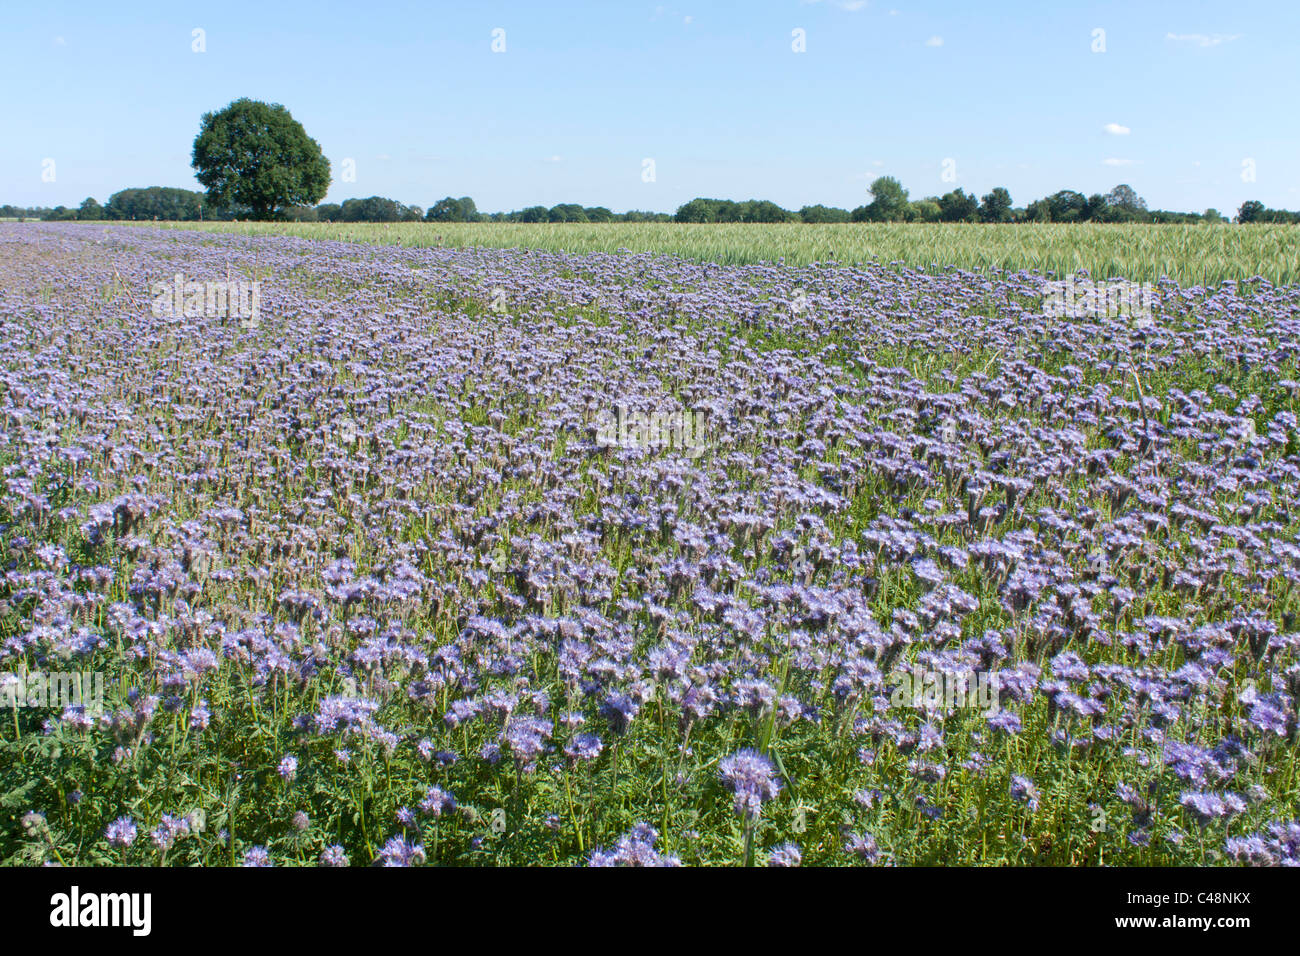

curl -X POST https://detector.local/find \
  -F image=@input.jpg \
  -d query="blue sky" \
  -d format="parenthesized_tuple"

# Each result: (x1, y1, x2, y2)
(3, 0, 1296, 215)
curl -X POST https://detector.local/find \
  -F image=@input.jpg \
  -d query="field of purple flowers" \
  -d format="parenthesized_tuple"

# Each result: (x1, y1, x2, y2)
(2, 221, 1298, 866)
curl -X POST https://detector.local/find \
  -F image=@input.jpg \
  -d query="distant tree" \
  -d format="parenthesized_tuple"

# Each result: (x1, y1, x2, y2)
(1082, 193, 1108, 221)
(799, 204, 851, 223)
(104, 187, 205, 220)
(863, 176, 910, 222)
(2, 205, 50, 221)
(1105, 184, 1147, 216)
(548, 203, 589, 222)
(584, 206, 615, 222)
(316, 203, 342, 222)
(337, 196, 410, 222)
(77, 197, 103, 220)
(622, 209, 670, 222)
(910, 198, 943, 222)
(426, 197, 479, 222)
(1202, 208, 1223, 223)
(280, 205, 319, 222)
(1043, 190, 1087, 222)
(1237, 200, 1266, 224)
(191, 98, 331, 219)
(42, 205, 77, 221)
(675, 198, 735, 223)
(517, 205, 550, 223)
(979, 187, 1013, 223)
(737, 199, 793, 222)
(425, 198, 455, 222)
(1023, 198, 1050, 222)
(938, 189, 980, 222)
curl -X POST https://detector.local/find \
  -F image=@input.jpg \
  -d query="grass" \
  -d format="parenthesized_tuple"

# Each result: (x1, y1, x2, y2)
(104, 219, 1300, 288)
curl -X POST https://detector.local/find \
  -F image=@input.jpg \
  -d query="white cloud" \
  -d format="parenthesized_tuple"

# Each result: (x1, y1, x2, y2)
(543, 155, 563, 163)
(872, 159, 885, 167)
(1166, 32, 1241, 47)
(1102, 158, 1138, 167)
(1103, 122, 1130, 136)
(802, 0, 868, 10)
(684, 15, 693, 24)
(925, 35, 943, 46)
(53, 36, 65, 45)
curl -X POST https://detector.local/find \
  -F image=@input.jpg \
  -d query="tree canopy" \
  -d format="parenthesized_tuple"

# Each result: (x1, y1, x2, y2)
(191, 99, 331, 219)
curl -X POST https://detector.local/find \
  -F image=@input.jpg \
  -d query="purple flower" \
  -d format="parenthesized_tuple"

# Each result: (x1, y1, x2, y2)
(242, 846, 271, 867)
(420, 786, 457, 817)
(564, 732, 604, 763)
(377, 835, 426, 866)
(587, 823, 680, 867)
(1009, 775, 1041, 811)
(320, 844, 350, 867)
(767, 843, 802, 867)
(718, 748, 782, 819)
(845, 831, 880, 863)
(601, 692, 640, 735)
(105, 816, 137, 848)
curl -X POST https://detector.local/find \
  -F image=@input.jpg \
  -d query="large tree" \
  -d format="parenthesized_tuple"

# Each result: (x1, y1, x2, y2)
(191, 99, 330, 219)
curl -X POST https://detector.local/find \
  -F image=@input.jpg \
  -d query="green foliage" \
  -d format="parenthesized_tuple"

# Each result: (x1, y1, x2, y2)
(939, 190, 980, 223)
(910, 199, 943, 223)
(674, 199, 795, 223)
(1237, 201, 1299, 224)
(548, 203, 589, 223)
(335, 196, 422, 223)
(191, 98, 331, 219)
(979, 188, 1013, 223)
(77, 197, 103, 221)
(104, 187, 207, 221)
(799, 205, 851, 224)
(862, 177, 911, 222)
(426, 197, 481, 223)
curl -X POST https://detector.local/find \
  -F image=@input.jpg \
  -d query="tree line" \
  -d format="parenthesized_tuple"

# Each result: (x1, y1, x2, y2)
(13, 99, 1296, 227)
(13, 179, 1298, 226)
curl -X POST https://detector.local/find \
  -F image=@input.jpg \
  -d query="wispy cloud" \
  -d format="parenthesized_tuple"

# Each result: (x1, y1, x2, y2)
(1102, 158, 1139, 167)
(543, 155, 563, 163)
(924, 36, 944, 47)
(1103, 122, 1131, 136)
(1166, 32, 1241, 47)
